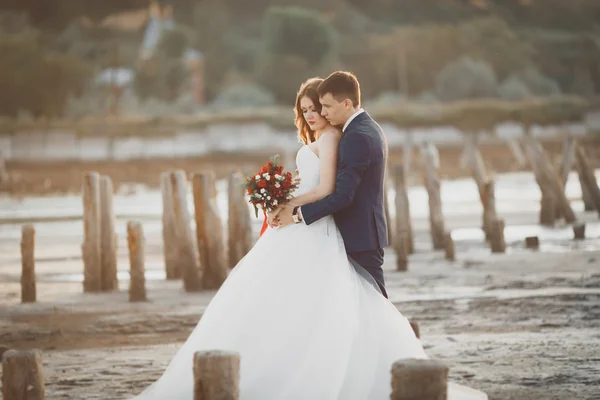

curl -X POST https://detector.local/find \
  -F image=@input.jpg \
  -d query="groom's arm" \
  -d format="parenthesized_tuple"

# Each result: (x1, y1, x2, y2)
(300, 133, 371, 225)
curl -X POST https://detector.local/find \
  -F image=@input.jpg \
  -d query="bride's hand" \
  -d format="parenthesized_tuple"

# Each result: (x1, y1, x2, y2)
(267, 207, 283, 227)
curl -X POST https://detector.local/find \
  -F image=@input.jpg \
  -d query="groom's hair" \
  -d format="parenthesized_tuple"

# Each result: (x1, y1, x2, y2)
(317, 71, 361, 108)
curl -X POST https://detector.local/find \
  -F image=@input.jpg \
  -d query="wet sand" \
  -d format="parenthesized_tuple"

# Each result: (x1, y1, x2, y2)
(1, 237, 599, 399)
(1, 145, 600, 399)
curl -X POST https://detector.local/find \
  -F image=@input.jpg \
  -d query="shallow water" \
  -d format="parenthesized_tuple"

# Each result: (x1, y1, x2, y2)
(1, 170, 599, 265)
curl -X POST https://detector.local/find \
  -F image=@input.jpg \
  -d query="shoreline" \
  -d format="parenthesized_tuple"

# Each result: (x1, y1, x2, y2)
(2, 137, 600, 197)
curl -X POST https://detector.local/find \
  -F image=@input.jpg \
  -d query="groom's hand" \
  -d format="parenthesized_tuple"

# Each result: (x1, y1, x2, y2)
(275, 204, 295, 227)
(292, 169, 301, 186)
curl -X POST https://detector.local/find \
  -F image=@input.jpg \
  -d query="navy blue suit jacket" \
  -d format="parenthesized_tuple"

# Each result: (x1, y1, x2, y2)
(301, 111, 389, 252)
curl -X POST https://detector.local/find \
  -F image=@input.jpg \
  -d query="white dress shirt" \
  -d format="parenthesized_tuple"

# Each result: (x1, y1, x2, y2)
(342, 108, 365, 132)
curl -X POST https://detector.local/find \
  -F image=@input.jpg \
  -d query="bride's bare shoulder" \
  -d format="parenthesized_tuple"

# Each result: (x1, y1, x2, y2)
(319, 128, 343, 142)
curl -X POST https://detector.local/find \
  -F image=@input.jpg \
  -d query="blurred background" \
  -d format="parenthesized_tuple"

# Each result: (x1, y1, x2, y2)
(1, 0, 600, 196)
(0, 0, 599, 118)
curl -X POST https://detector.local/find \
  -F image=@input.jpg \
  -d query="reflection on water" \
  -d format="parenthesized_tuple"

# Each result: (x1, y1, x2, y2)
(3, 170, 598, 220)
(450, 223, 600, 243)
(46, 263, 167, 283)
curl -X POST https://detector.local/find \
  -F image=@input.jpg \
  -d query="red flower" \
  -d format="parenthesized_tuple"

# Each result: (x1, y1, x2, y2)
(243, 156, 300, 218)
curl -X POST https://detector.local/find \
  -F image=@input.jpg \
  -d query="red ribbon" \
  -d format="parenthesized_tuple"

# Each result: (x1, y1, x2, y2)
(259, 210, 268, 237)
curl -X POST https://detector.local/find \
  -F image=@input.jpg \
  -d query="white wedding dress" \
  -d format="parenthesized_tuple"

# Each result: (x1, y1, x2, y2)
(132, 145, 487, 400)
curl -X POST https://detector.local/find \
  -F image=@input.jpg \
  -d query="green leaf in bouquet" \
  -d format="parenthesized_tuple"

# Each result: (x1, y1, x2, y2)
(269, 154, 281, 165)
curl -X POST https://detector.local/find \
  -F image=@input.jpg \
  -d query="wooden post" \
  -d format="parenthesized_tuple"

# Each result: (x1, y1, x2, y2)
(396, 233, 408, 272)
(464, 134, 488, 192)
(161, 172, 180, 280)
(384, 184, 395, 248)
(393, 164, 414, 254)
(504, 136, 526, 167)
(0, 152, 8, 183)
(525, 236, 539, 249)
(420, 144, 445, 250)
(575, 146, 600, 215)
(82, 172, 102, 292)
(561, 134, 575, 188)
(481, 180, 499, 240)
(574, 142, 594, 211)
(127, 221, 147, 302)
(193, 350, 240, 400)
(2, 349, 45, 400)
(465, 135, 501, 241)
(555, 133, 575, 221)
(573, 223, 586, 240)
(539, 192, 556, 227)
(408, 320, 420, 339)
(21, 224, 36, 303)
(579, 172, 595, 211)
(99, 175, 118, 291)
(170, 170, 203, 292)
(391, 359, 449, 400)
(523, 134, 577, 223)
(403, 131, 414, 176)
(490, 218, 506, 253)
(193, 172, 228, 290)
(523, 135, 553, 226)
(227, 172, 252, 268)
(444, 232, 455, 261)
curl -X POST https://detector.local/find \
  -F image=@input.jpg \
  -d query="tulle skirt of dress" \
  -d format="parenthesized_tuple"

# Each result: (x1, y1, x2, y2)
(132, 216, 486, 400)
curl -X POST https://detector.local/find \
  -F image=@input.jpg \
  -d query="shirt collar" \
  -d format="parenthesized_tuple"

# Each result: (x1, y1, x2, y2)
(342, 108, 365, 132)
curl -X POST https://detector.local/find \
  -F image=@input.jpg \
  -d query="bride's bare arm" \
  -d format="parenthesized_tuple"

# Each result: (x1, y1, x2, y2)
(287, 131, 340, 207)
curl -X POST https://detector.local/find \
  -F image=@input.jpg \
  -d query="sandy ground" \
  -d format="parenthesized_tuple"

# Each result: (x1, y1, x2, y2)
(1, 141, 600, 399)
(1, 207, 600, 399)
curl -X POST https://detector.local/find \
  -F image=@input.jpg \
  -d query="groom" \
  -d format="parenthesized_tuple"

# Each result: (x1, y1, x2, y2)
(277, 71, 389, 298)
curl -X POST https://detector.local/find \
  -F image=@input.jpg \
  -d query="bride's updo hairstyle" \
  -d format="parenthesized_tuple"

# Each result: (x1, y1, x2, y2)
(294, 77, 324, 144)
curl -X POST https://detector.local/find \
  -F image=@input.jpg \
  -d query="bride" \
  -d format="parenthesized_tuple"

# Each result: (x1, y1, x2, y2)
(132, 76, 487, 400)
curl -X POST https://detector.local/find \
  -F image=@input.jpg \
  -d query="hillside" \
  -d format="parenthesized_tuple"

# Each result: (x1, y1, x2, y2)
(0, 0, 599, 117)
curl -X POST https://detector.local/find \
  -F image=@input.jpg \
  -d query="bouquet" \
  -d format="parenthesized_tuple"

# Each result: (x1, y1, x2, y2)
(244, 155, 298, 218)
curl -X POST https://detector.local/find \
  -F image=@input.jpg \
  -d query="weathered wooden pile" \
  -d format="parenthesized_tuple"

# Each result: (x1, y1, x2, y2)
(388, 97, 599, 271)
(3, 321, 451, 400)
(7, 96, 600, 399)
(13, 95, 600, 306)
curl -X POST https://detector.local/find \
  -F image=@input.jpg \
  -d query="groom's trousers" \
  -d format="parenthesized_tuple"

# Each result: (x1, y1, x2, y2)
(347, 248, 388, 298)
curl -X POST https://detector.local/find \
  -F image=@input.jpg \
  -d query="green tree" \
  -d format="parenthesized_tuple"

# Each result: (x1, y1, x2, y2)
(436, 57, 499, 101)
(157, 26, 191, 59)
(458, 18, 534, 79)
(0, 23, 92, 117)
(258, 6, 337, 104)
(262, 6, 335, 66)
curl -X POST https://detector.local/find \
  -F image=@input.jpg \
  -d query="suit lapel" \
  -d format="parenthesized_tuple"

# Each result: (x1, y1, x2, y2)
(344, 111, 370, 135)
